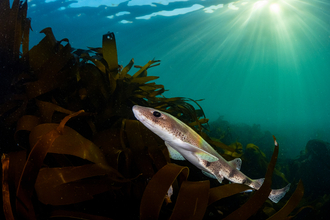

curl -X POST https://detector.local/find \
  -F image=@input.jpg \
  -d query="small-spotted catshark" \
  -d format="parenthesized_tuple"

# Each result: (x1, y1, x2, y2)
(132, 105, 290, 203)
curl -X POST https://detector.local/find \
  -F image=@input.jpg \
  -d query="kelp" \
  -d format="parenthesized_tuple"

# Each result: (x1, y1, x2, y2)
(2, 154, 15, 220)
(0, 0, 30, 100)
(208, 183, 251, 206)
(0, 0, 31, 155)
(0, 1, 309, 219)
(16, 110, 85, 219)
(223, 141, 243, 157)
(35, 163, 126, 205)
(170, 180, 209, 220)
(243, 143, 290, 186)
(140, 163, 189, 219)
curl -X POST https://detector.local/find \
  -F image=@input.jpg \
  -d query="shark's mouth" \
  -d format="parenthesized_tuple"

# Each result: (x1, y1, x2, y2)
(138, 116, 155, 131)
(132, 108, 153, 129)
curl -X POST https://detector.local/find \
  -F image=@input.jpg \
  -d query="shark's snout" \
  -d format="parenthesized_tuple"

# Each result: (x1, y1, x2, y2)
(132, 105, 141, 120)
(132, 105, 148, 123)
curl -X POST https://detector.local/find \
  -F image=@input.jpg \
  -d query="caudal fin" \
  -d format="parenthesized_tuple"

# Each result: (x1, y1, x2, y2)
(268, 183, 291, 203)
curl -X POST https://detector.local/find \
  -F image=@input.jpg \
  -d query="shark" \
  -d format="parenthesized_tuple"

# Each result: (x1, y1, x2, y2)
(132, 105, 291, 203)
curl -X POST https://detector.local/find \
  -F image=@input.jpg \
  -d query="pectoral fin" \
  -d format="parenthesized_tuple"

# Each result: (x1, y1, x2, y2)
(177, 142, 218, 162)
(165, 142, 186, 160)
(194, 150, 219, 162)
(165, 141, 219, 163)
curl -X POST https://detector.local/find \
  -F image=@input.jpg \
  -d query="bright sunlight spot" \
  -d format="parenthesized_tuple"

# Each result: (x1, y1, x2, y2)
(270, 3, 280, 13)
(253, 0, 268, 10)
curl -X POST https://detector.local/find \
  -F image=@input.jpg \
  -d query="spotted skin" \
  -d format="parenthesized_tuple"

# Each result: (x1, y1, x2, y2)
(132, 105, 290, 203)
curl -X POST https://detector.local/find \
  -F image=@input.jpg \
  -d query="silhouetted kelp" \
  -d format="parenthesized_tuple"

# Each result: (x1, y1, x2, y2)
(0, 1, 315, 219)
(208, 116, 275, 159)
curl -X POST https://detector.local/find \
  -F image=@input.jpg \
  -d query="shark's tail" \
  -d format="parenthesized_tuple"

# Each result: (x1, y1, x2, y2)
(249, 179, 291, 203)
(268, 183, 291, 203)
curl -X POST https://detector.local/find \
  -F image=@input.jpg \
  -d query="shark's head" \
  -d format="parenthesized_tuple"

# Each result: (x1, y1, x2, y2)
(132, 105, 184, 142)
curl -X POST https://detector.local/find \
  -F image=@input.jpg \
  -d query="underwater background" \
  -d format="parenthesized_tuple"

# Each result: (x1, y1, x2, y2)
(1, 0, 330, 219)
(26, 0, 330, 157)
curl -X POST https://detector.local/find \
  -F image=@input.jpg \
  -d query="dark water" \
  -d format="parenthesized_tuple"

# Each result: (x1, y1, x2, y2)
(26, 0, 330, 157)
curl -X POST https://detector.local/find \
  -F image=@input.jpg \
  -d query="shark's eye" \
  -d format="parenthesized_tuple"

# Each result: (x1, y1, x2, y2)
(153, 111, 161, 117)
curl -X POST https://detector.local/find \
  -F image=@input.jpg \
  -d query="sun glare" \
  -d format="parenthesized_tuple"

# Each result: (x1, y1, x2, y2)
(253, 0, 268, 10)
(270, 3, 280, 13)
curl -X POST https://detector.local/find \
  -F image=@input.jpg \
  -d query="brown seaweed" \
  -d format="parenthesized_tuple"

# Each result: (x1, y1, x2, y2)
(2, 154, 15, 220)
(16, 110, 85, 219)
(267, 180, 304, 219)
(140, 163, 189, 219)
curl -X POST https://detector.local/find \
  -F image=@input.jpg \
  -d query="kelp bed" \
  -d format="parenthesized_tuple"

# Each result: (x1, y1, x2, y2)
(0, 1, 308, 219)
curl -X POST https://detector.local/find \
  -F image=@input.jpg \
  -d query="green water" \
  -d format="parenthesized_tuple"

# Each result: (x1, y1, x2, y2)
(27, 0, 330, 157)
(119, 1, 330, 157)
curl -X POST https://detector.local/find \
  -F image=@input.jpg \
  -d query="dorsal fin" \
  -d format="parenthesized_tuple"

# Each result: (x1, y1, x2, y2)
(228, 158, 242, 170)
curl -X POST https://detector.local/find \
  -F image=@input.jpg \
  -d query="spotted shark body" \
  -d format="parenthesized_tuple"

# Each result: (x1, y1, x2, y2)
(132, 105, 291, 203)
